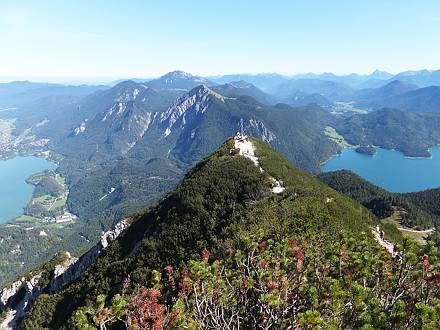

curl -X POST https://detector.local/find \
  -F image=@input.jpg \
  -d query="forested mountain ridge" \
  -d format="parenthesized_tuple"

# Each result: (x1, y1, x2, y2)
(57, 82, 184, 160)
(211, 80, 277, 105)
(350, 80, 418, 108)
(57, 83, 339, 172)
(380, 86, 440, 113)
(318, 170, 440, 256)
(336, 108, 440, 157)
(348, 81, 440, 114)
(8, 138, 439, 329)
(318, 170, 440, 229)
(403, 188, 440, 220)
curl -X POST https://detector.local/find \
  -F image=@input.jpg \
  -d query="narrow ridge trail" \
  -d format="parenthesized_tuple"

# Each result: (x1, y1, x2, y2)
(233, 134, 285, 194)
(372, 230, 396, 256)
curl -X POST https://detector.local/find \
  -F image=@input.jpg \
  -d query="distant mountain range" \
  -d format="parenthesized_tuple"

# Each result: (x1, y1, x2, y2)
(0, 81, 106, 109)
(108, 71, 213, 90)
(347, 80, 440, 113)
(5, 68, 440, 117)
(209, 69, 440, 112)
(351, 80, 418, 102)
(210, 69, 440, 90)
(392, 69, 440, 87)
(269, 78, 354, 100)
(209, 70, 393, 90)
(209, 73, 289, 91)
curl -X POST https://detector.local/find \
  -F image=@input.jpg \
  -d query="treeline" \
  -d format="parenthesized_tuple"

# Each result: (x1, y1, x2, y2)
(318, 170, 440, 229)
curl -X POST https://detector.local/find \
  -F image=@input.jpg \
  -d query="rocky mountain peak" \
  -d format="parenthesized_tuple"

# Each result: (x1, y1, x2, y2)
(189, 84, 227, 100)
(159, 85, 228, 137)
(159, 70, 211, 85)
(147, 71, 213, 90)
(114, 84, 147, 102)
(163, 70, 193, 79)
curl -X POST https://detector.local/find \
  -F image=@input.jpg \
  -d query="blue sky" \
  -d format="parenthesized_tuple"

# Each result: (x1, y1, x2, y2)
(0, 0, 439, 82)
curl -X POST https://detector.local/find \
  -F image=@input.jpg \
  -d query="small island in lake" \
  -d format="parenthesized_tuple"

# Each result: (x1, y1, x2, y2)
(355, 145, 376, 156)
(403, 149, 431, 158)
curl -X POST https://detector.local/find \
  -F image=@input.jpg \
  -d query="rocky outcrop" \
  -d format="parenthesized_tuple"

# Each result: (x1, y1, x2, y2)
(249, 118, 277, 143)
(49, 219, 129, 292)
(0, 274, 42, 330)
(0, 219, 129, 330)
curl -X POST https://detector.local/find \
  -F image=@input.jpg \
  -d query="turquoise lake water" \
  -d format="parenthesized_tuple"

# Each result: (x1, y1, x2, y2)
(322, 147, 440, 193)
(0, 156, 56, 224)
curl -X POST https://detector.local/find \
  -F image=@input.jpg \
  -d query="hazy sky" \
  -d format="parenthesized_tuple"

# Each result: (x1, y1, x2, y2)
(1, 0, 439, 82)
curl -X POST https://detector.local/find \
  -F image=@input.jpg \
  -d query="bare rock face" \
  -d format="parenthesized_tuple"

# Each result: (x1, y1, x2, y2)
(0, 274, 42, 330)
(0, 219, 129, 330)
(159, 85, 227, 137)
(248, 118, 277, 143)
(49, 219, 129, 293)
(48, 252, 78, 293)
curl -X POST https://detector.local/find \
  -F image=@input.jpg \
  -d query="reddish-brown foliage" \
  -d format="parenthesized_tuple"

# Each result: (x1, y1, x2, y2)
(201, 249, 211, 264)
(178, 269, 192, 294)
(165, 265, 175, 290)
(127, 287, 165, 330)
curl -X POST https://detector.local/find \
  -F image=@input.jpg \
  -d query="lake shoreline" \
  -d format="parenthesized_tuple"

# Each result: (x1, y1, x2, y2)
(0, 156, 57, 224)
(321, 146, 440, 193)
(321, 144, 435, 167)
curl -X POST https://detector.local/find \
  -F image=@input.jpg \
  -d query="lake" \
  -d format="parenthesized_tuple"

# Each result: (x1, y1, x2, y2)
(0, 156, 56, 224)
(321, 147, 440, 193)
